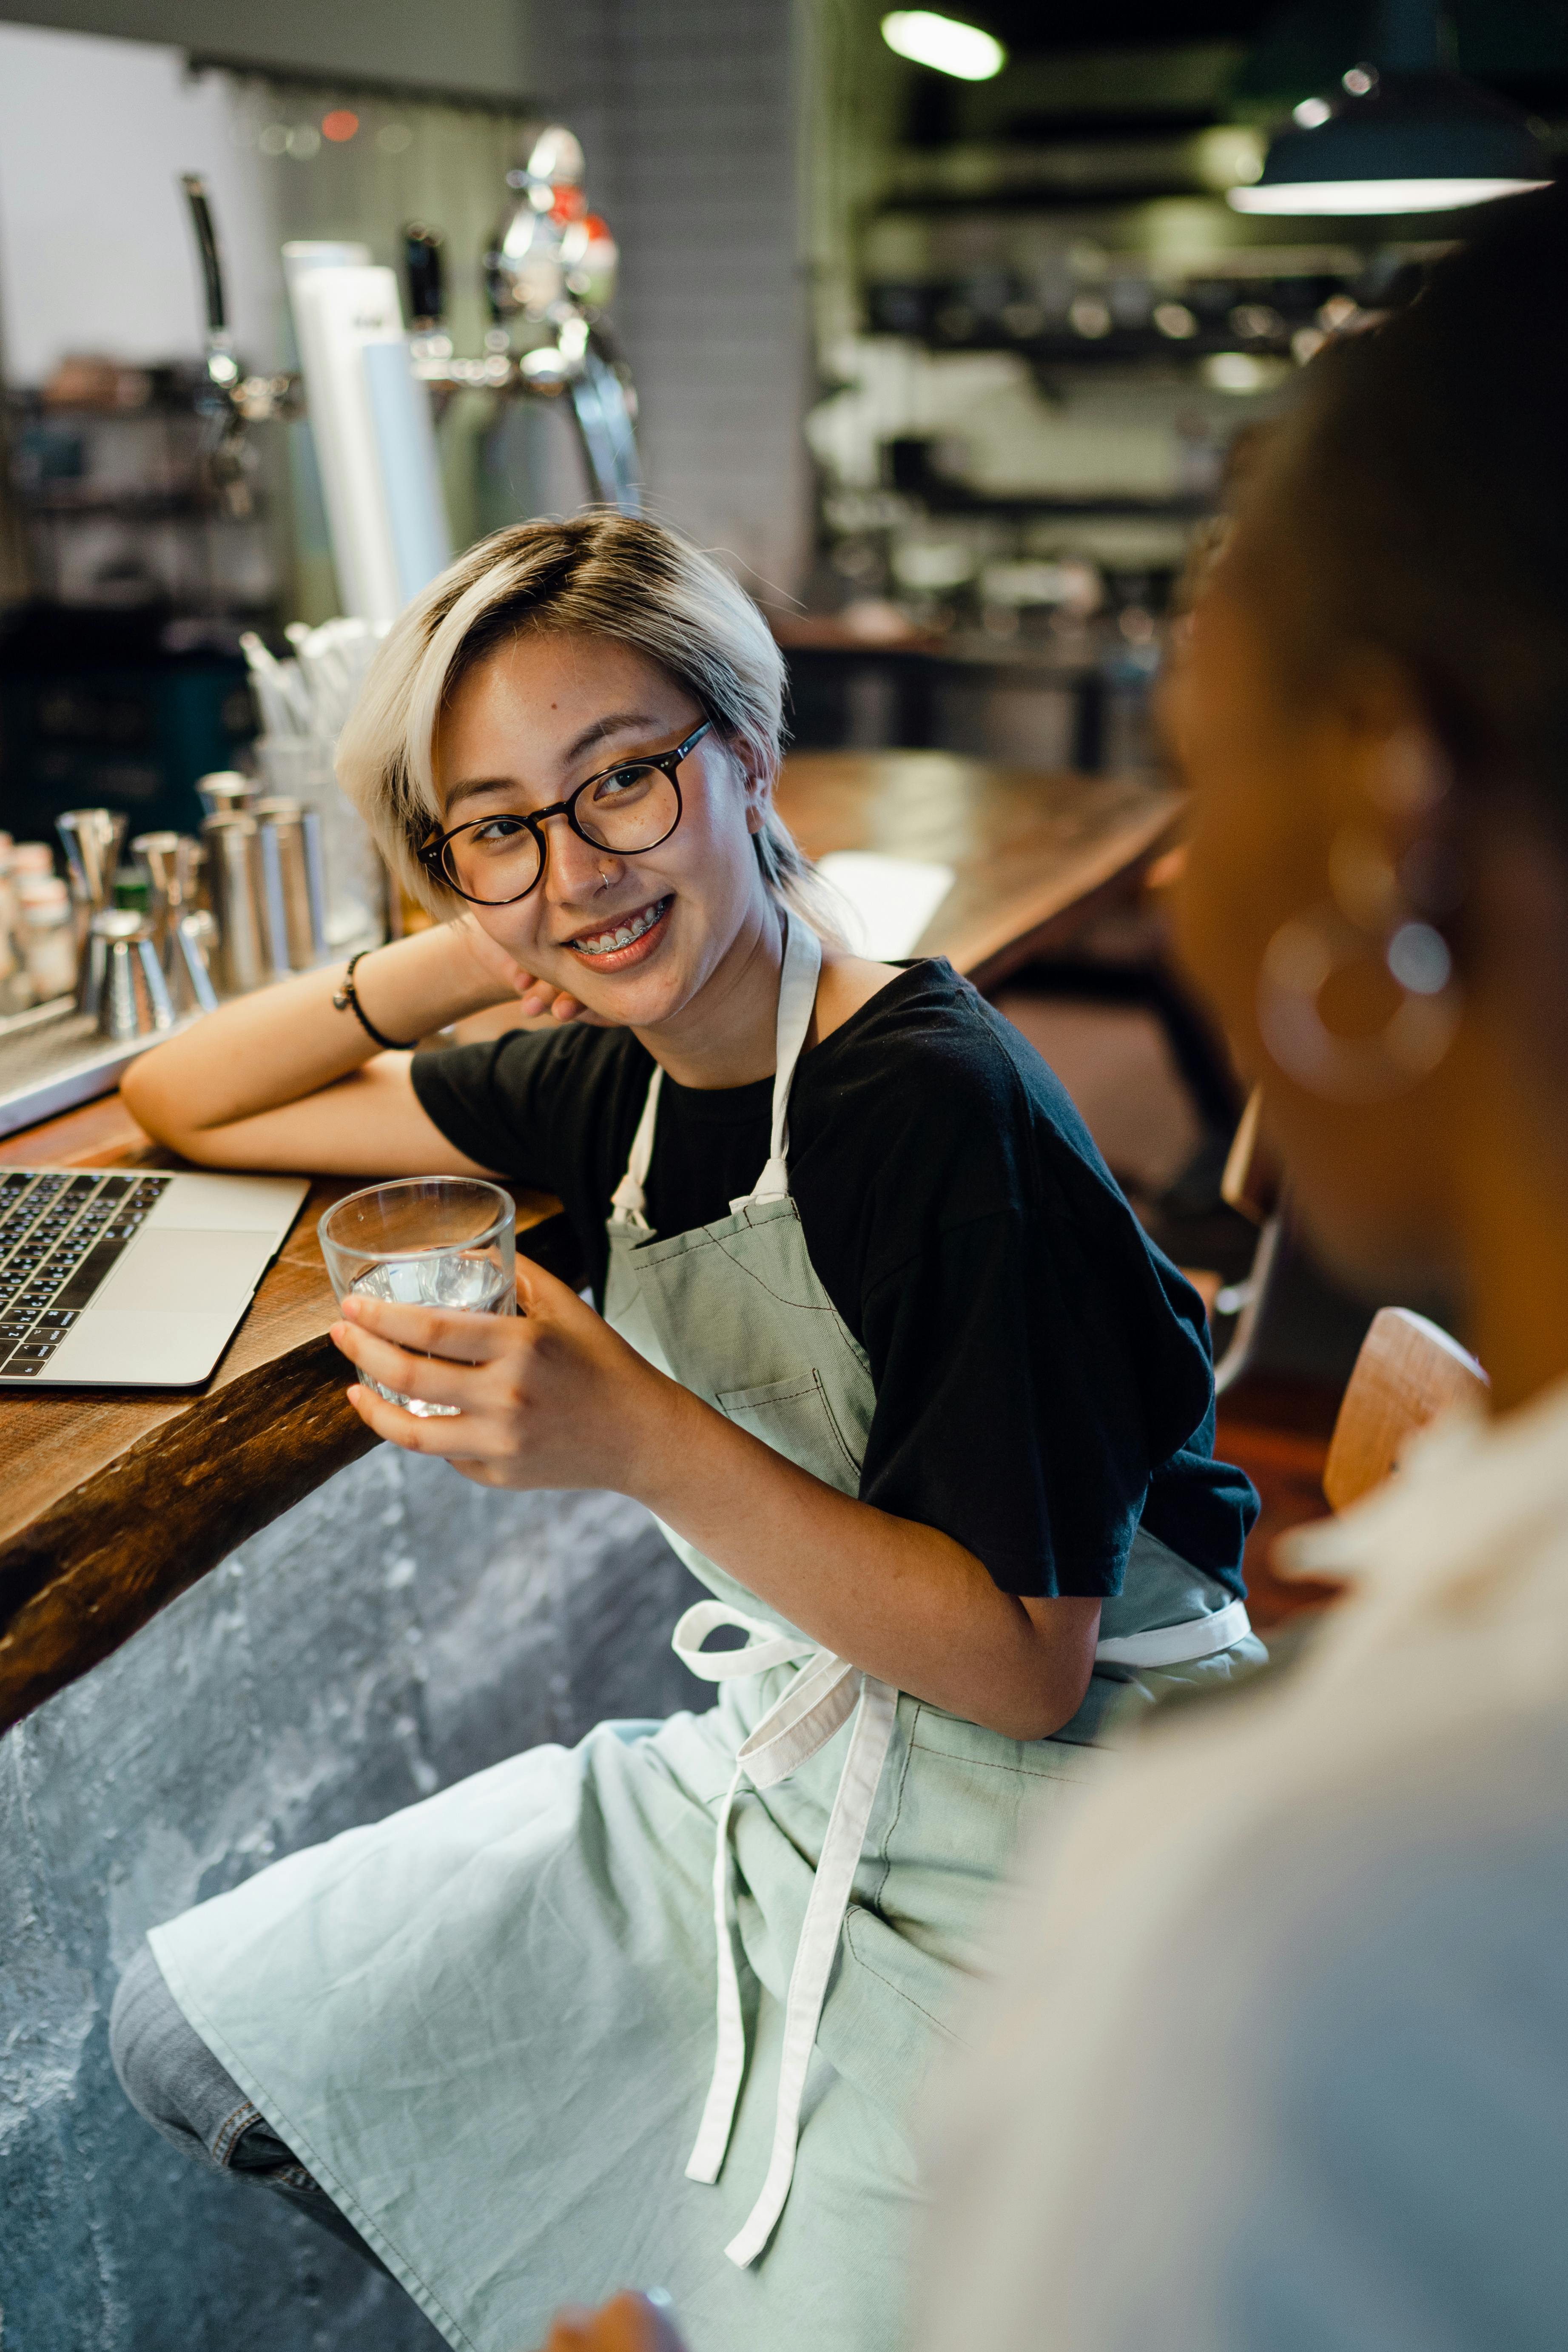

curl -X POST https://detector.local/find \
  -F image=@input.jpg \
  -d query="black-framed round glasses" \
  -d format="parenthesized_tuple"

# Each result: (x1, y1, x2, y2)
(420, 719, 711, 907)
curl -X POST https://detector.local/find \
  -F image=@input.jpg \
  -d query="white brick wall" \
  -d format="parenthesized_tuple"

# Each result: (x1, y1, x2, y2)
(535, 0, 811, 603)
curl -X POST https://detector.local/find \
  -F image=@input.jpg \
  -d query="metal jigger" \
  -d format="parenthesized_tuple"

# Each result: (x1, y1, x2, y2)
(132, 831, 219, 1014)
(131, 830, 199, 929)
(196, 771, 258, 820)
(83, 911, 175, 1041)
(56, 808, 128, 1006)
(166, 911, 221, 1015)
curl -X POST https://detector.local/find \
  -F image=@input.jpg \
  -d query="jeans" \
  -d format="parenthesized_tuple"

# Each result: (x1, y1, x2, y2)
(109, 1940, 388, 2274)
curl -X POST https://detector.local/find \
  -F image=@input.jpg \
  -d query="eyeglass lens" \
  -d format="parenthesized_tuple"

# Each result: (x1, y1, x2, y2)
(442, 763, 682, 904)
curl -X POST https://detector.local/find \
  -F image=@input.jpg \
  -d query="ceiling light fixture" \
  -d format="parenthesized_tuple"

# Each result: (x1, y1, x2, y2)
(880, 11, 1006, 82)
(1230, 0, 1551, 217)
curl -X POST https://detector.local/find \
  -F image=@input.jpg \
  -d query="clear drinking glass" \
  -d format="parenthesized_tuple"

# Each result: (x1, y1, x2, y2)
(318, 1177, 516, 1417)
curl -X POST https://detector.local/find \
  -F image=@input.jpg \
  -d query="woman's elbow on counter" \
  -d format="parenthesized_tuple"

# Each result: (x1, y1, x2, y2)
(119, 1052, 201, 1156)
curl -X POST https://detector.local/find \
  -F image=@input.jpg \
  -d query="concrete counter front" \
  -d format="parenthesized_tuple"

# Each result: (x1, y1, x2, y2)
(0, 753, 1179, 2350)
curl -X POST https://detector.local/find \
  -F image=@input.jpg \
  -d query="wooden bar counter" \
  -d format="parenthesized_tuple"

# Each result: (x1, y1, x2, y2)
(0, 753, 1178, 1732)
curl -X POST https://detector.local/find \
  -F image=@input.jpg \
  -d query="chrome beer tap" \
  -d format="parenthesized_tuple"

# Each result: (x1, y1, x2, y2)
(410, 126, 642, 516)
(179, 176, 304, 520)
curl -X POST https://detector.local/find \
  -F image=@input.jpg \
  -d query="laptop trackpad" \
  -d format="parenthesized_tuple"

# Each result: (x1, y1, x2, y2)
(92, 1228, 275, 1315)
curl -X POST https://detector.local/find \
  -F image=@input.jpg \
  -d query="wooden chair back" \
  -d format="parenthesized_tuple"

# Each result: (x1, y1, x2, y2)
(1322, 1306, 1489, 1513)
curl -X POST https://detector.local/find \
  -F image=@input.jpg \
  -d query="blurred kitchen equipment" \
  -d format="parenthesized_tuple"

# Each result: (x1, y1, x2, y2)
(252, 707, 385, 953)
(196, 770, 257, 819)
(254, 797, 327, 972)
(282, 236, 452, 625)
(16, 878, 77, 1003)
(201, 813, 269, 994)
(180, 172, 303, 520)
(470, 124, 640, 515)
(0, 838, 24, 1015)
(131, 831, 201, 938)
(132, 832, 218, 1015)
(55, 809, 127, 998)
(165, 911, 221, 1016)
(83, 910, 174, 1041)
(179, 141, 640, 628)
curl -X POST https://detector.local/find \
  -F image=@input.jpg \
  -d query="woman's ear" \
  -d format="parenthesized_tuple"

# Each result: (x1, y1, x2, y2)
(736, 759, 771, 836)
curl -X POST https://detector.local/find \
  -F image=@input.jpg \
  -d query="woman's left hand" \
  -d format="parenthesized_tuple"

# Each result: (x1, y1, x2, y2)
(529, 2292, 686, 2352)
(331, 1257, 680, 1492)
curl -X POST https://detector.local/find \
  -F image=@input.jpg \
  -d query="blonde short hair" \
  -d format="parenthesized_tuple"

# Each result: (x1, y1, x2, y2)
(336, 512, 836, 930)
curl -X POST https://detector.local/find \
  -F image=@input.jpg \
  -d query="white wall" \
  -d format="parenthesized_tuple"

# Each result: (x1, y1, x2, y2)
(0, 21, 283, 383)
(0, 0, 533, 100)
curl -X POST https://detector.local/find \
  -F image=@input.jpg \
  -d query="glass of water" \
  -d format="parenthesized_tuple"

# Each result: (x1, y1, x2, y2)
(318, 1176, 516, 1418)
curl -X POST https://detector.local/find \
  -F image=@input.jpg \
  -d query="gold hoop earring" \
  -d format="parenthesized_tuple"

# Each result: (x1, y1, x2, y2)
(1258, 899, 1460, 1104)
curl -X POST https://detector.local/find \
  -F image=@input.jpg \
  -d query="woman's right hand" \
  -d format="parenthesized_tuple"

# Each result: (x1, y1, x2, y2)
(452, 912, 609, 1030)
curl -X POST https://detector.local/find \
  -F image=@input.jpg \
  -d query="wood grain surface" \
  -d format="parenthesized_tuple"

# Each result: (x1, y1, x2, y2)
(775, 752, 1180, 990)
(0, 753, 1180, 1731)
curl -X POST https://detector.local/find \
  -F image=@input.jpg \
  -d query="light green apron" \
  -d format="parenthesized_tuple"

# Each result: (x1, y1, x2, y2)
(151, 914, 1260, 2352)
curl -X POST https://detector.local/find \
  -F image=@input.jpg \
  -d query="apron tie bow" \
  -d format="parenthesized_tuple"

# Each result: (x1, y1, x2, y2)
(671, 1601, 898, 2268)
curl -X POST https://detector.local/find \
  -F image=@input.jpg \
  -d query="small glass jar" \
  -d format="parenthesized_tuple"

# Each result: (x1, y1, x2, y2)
(17, 876, 77, 1002)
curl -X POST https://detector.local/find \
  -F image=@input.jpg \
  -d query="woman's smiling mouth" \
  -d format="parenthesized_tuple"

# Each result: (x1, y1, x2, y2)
(562, 894, 673, 969)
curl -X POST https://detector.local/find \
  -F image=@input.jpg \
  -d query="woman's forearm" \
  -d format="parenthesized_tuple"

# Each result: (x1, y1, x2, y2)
(633, 1381, 1100, 1740)
(121, 922, 512, 1150)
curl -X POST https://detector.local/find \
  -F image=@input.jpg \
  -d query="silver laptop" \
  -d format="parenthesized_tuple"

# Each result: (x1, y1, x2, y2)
(0, 1166, 307, 1387)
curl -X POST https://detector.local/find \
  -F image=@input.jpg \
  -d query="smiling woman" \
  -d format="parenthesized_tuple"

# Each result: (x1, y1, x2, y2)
(113, 513, 1260, 2352)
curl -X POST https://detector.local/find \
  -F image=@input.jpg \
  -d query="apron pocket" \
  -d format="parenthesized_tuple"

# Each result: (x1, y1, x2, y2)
(717, 1369, 862, 1487)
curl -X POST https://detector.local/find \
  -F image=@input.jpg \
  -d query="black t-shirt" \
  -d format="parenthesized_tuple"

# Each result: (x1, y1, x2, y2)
(412, 961, 1257, 1602)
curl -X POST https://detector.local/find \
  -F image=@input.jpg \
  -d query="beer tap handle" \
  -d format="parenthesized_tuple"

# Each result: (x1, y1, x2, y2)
(404, 225, 447, 333)
(181, 174, 228, 340)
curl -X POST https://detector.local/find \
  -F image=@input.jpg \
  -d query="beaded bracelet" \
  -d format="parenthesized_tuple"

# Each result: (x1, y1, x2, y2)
(332, 949, 418, 1052)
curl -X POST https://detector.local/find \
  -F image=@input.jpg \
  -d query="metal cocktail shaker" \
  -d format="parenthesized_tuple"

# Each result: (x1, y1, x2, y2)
(56, 808, 128, 1004)
(201, 814, 269, 994)
(254, 797, 327, 972)
(83, 911, 174, 1040)
(132, 831, 219, 1014)
(196, 771, 258, 820)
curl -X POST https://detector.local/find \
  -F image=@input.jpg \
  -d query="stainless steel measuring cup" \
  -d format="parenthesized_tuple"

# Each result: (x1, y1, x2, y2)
(254, 796, 327, 971)
(83, 910, 174, 1040)
(201, 813, 269, 994)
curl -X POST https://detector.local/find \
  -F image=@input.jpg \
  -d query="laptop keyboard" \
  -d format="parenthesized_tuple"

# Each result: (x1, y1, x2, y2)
(0, 1170, 171, 1377)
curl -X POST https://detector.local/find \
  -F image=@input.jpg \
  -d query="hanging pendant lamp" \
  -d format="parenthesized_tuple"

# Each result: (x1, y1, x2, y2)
(1229, 0, 1552, 217)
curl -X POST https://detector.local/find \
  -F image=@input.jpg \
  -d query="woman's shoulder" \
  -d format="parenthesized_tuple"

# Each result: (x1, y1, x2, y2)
(802, 958, 1107, 1183)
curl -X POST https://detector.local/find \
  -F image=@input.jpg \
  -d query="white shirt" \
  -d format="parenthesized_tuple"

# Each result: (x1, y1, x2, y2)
(918, 1377, 1568, 2352)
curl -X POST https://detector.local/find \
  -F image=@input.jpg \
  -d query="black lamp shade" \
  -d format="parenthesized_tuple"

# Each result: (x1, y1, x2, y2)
(1233, 69, 1552, 215)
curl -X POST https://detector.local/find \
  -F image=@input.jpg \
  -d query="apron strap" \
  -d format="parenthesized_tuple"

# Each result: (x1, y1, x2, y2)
(673, 1603, 897, 2268)
(731, 914, 822, 1213)
(609, 911, 823, 1231)
(609, 1064, 664, 1232)
(722, 1675, 896, 2270)
(672, 1598, 815, 1684)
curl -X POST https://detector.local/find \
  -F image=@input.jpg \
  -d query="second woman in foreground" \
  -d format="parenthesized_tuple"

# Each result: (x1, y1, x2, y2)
(112, 516, 1258, 2352)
